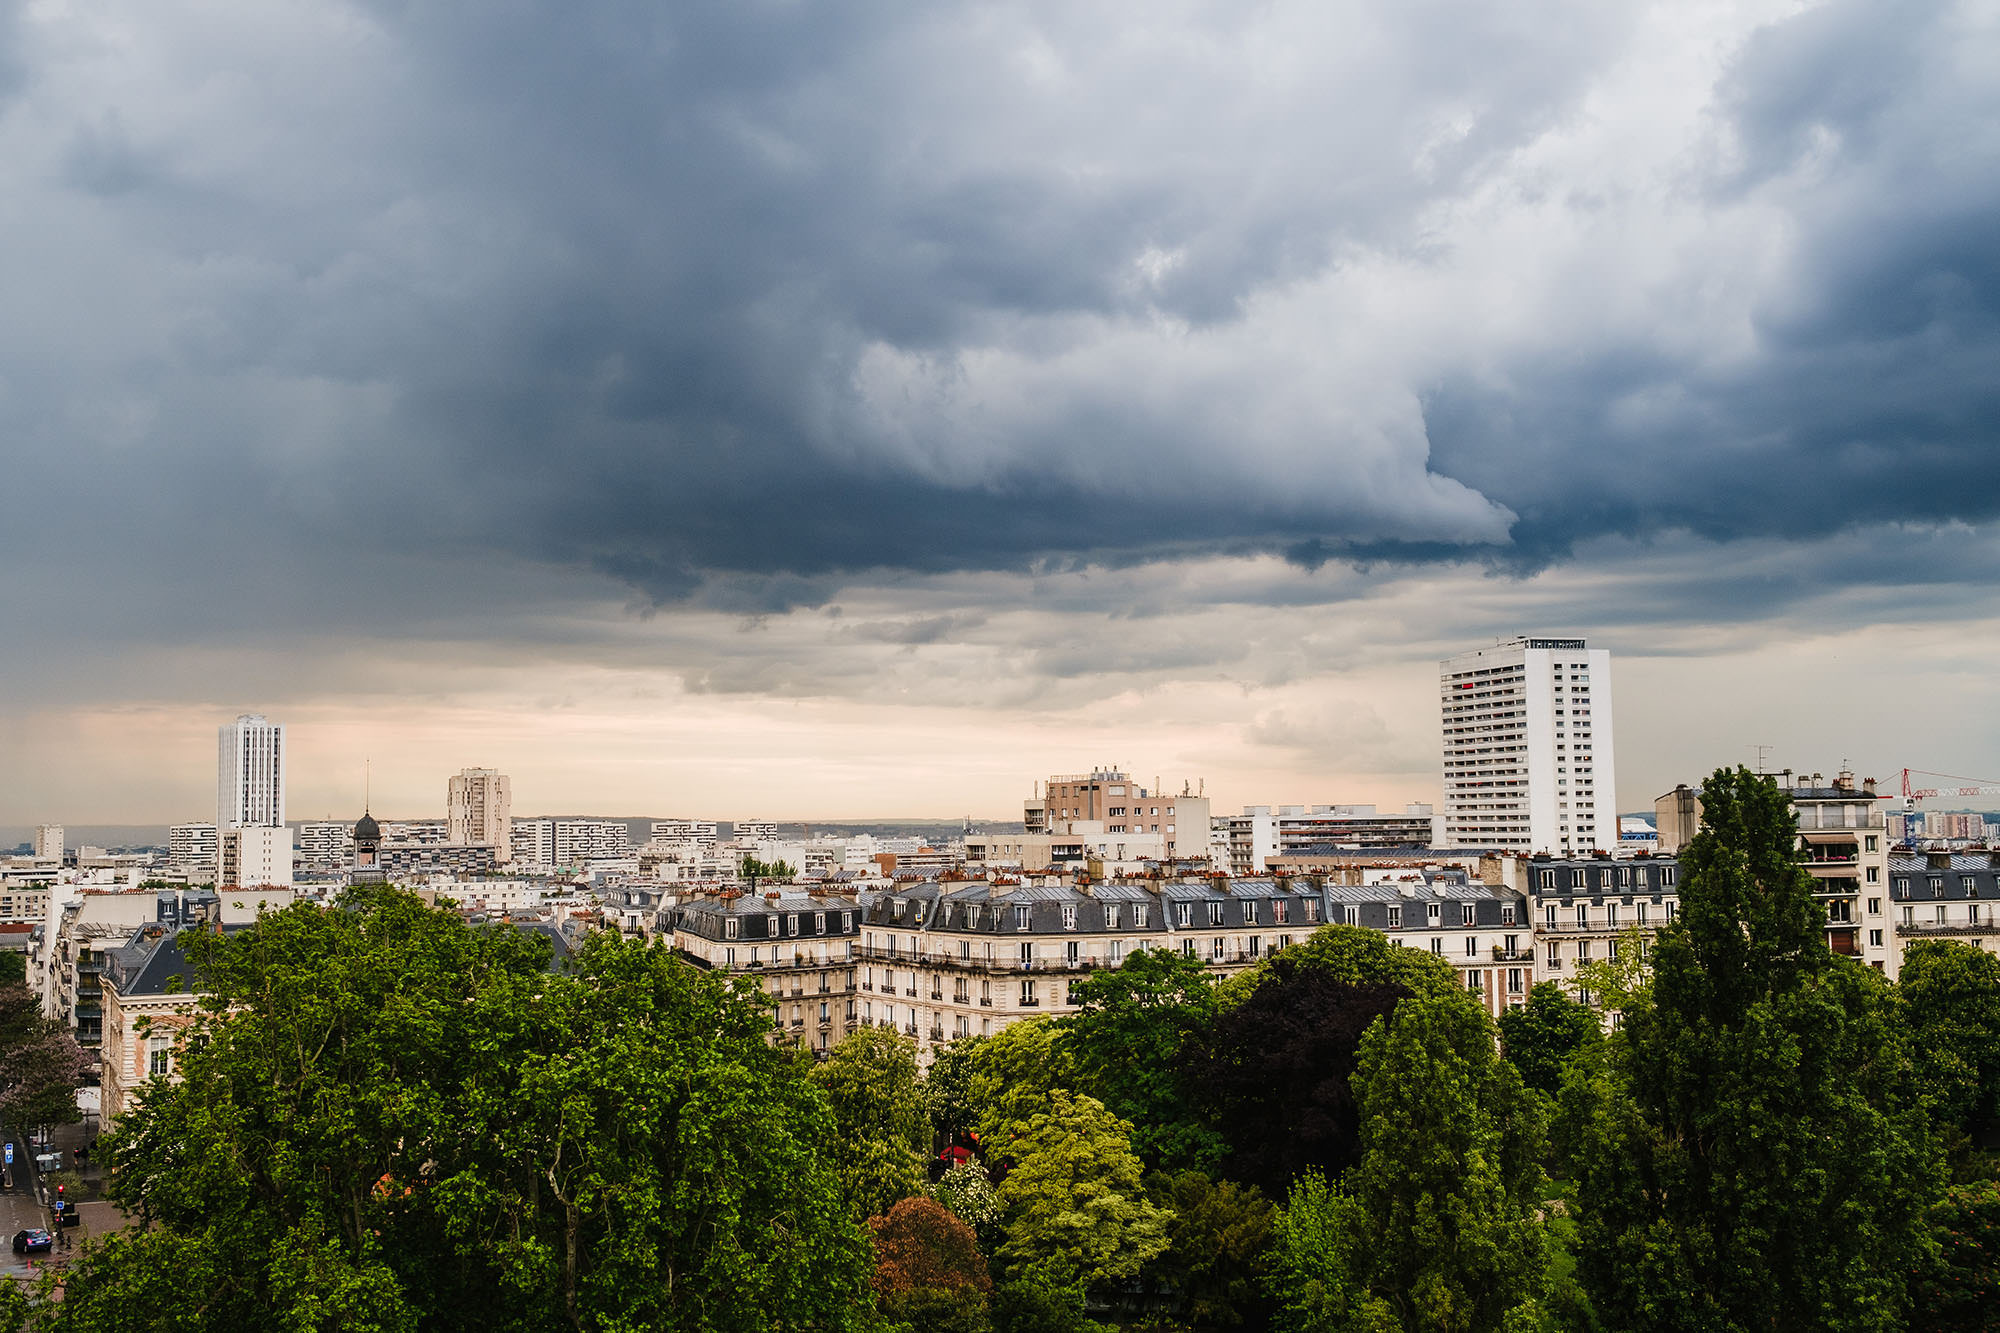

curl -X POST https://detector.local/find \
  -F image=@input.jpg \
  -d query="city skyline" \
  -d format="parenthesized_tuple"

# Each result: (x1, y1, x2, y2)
(4, 2, 1999, 823)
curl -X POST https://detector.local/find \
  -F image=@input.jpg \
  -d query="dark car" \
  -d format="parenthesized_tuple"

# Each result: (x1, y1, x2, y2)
(11, 1229, 51, 1254)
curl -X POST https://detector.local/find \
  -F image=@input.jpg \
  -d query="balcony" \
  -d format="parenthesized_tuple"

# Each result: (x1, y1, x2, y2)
(978, 998, 993, 1006)
(1489, 948, 1534, 962)
(1897, 921, 1996, 937)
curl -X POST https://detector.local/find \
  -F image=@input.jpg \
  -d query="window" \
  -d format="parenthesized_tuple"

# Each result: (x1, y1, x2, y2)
(1015, 906, 1032, 931)
(1869, 929, 1883, 948)
(1182, 938, 1196, 957)
(786, 913, 799, 935)
(1207, 902, 1225, 926)
(815, 912, 826, 933)
(1105, 905, 1121, 929)
(1020, 980, 1037, 1005)
(1895, 877, 1911, 895)
(148, 1036, 172, 1078)
(1465, 936, 1479, 957)
(1062, 905, 1077, 930)
(1930, 876, 1946, 896)
(1134, 904, 1150, 928)
(1429, 938, 1443, 955)
(1500, 903, 1515, 926)
(1635, 868, 1649, 887)
(1210, 936, 1225, 960)
(1546, 942, 1561, 969)
(841, 912, 854, 931)
(1387, 906, 1403, 929)
(1605, 903, 1619, 928)
(1544, 903, 1558, 928)
(1570, 869, 1587, 888)
(1575, 904, 1589, 928)
(1665, 901, 1677, 921)
(1176, 903, 1193, 927)
(1868, 897, 1881, 915)
(1426, 903, 1441, 926)
(1507, 969, 1524, 995)
(1636, 903, 1649, 926)
(1247, 937, 1261, 958)
(1065, 940, 1079, 965)
(1866, 867, 1879, 883)
(1466, 970, 1483, 992)
(1578, 941, 1592, 964)
(724, 917, 740, 940)
(1661, 867, 1677, 886)
(1537, 869, 1556, 889)
(1460, 903, 1476, 927)
(1243, 901, 1259, 925)
(1020, 941, 1035, 967)
(1272, 901, 1287, 924)
(1865, 835, 1878, 852)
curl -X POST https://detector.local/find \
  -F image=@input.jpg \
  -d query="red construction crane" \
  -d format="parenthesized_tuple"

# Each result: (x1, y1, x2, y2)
(1900, 768, 2000, 802)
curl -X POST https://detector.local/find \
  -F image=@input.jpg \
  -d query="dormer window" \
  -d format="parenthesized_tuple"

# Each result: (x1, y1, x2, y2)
(1105, 904, 1121, 929)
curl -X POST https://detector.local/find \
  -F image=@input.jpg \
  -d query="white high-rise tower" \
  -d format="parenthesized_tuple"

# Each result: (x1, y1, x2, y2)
(1440, 637, 1617, 855)
(218, 713, 287, 830)
(216, 714, 292, 886)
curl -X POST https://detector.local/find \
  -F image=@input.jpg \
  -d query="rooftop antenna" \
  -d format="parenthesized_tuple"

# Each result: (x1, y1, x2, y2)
(365, 758, 372, 813)
(1753, 744, 1772, 773)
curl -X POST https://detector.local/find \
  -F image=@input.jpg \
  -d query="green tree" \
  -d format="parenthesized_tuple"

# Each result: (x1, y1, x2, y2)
(924, 1035, 983, 1145)
(1574, 766, 1940, 1333)
(40, 886, 874, 1333)
(811, 1027, 931, 1221)
(1570, 923, 1655, 1015)
(869, 1196, 993, 1333)
(1217, 923, 1465, 1010)
(1901, 940, 2000, 1140)
(1142, 1170, 1275, 1330)
(1267, 993, 1553, 1333)
(1058, 947, 1222, 1170)
(969, 1017, 1077, 1144)
(1498, 982, 1601, 1097)
(1913, 1180, 2000, 1333)
(1344, 994, 1553, 1330)
(1267, 1174, 1396, 1333)
(739, 856, 797, 886)
(0, 981, 83, 1135)
(994, 1090, 1172, 1290)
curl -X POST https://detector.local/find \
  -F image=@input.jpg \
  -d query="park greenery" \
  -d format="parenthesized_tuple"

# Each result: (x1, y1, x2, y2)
(4, 765, 2000, 1330)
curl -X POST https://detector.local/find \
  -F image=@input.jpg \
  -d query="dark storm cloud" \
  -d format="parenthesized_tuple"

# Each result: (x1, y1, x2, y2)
(1424, 0, 2000, 567)
(0, 0, 1994, 640)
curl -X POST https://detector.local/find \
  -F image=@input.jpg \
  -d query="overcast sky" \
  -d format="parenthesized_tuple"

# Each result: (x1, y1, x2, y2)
(4, 0, 1998, 825)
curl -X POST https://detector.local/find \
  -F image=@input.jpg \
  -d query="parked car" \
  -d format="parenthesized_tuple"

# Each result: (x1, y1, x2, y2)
(11, 1229, 51, 1255)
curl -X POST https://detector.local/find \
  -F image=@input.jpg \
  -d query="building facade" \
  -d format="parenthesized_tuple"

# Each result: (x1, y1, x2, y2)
(447, 768, 513, 854)
(32, 826, 63, 861)
(217, 713, 286, 832)
(1441, 637, 1617, 855)
(1025, 770, 1210, 860)
(667, 893, 863, 1054)
(169, 822, 219, 875)
(219, 825, 294, 890)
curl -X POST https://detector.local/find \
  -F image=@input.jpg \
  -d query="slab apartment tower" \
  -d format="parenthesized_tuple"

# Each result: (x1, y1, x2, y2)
(1440, 637, 1617, 855)
(217, 712, 291, 887)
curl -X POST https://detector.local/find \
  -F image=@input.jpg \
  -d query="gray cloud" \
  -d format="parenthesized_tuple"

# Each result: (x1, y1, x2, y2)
(0, 0, 1995, 677)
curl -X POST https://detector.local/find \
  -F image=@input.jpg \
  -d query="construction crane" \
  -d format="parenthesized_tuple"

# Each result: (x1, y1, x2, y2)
(1900, 768, 2000, 805)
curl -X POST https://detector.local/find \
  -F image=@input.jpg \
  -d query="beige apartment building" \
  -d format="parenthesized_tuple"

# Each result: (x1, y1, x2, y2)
(447, 768, 513, 857)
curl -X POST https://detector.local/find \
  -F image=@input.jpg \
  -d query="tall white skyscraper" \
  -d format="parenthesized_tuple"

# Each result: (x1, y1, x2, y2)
(218, 713, 286, 831)
(1440, 637, 1617, 855)
(447, 768, 513, 854)
(32, 825, 63, 860)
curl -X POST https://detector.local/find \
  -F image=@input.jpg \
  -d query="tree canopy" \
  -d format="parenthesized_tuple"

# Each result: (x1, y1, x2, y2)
(810, 1026, 933, 1221)
(38, 886, 874, 1333)
(1573, 766, 1941, 1333)
(1057, 946, 1222, 1170)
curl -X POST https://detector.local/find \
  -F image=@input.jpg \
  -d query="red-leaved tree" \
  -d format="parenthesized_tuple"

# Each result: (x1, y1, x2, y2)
(869, 1196, 992, 1332)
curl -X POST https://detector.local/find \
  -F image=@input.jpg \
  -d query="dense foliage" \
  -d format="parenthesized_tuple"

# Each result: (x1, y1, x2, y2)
(25, 887, 873, 1332)
(1573, 766, 1940, 1333)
